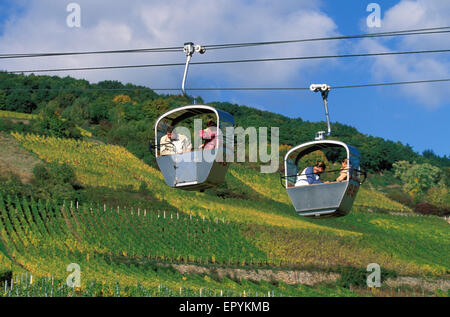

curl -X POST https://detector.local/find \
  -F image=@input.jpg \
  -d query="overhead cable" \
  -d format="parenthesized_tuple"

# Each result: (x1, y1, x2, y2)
(1, 26, 449, 59)
(7, 48, 450, 74)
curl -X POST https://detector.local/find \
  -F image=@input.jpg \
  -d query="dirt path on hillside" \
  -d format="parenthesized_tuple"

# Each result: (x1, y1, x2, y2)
(171, 263, 339, 286)
(384, 276, 450, 292)
(0, 133, 41, 183)
(162, 263, 449, 291)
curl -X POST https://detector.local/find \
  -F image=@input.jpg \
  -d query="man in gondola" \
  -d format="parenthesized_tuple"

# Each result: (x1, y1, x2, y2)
(295, 161, 327, 186)
(160, 126, 192, 156)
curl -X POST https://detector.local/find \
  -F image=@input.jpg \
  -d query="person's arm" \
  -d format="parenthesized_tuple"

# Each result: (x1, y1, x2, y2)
(160, 136, 173, 156)
(305, 167, 315, 184)
(336, 170, 347, 182)
(198, 130, 206, 148)
(179, 135, 192, 152)
(185, 136, 192, 152)
(159, 136, 167, 155)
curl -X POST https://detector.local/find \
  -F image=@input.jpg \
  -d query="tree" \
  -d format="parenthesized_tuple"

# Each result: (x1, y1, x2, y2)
(393, 161, 442, 200)
(0, 90, 6, 110)
(88, 100, 110, 124)
(34, 102, 81, 139)
(113, 94, 132, 104)
(6, 90, 36, 113)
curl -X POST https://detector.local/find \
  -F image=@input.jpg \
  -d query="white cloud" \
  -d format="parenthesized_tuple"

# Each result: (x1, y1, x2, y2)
(358, 0, 450, 108)
(0, 0, 338, 90)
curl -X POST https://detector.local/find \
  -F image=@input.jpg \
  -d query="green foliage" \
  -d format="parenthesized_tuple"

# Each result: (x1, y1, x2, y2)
(393, 161, 442, 200)
(33, 162, 76, 185)
(31, 162, 83, 201)
(142, 98, 170, 120)
(0, 174, 33, 197)
(367, 170, 399, 187)
(335, 266, 397, 289)
(34, 103, 82, 139)
(422, 149, 450, 168)
(5, 91, 37, 113)
(138, 180, 150, 195)
(0, 119, 34, 134)
(61, 101, 89, 126)
(425, 184, 450, 210)
(87, 100, 110, 124)
(0, 90, 6, 110)
(297, 150, 330, 169)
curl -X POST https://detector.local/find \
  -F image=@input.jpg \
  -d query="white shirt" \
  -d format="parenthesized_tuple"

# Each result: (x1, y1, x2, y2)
(295, 167, 320, 187)
(160, 134, 192, 156)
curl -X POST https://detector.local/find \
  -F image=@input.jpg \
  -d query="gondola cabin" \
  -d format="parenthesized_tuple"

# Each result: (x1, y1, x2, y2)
(154, 105, 235, 191)
(283, 140, 363, 218)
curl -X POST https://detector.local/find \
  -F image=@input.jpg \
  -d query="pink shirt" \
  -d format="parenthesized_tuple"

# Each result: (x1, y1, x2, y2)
(199, 127, 218, 150)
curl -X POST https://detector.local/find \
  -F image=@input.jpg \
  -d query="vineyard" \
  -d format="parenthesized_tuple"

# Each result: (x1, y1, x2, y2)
(0, 132, 449, 296)
(0, 192, 359, 297)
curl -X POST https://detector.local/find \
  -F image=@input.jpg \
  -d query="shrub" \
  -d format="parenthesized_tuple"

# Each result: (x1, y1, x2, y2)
(34, 106, 82, 139)
(138, 181, 150, 195)
(393, 161, 442, 201)
(414, 203, 449, 217)
(0, 174, 33, 197)
(335, 266, 397, 289)
(426, 185, 450, 210)
(33, 162, 76, 186)
(32, 162, 82, 201)
(33, 164, 51, 182)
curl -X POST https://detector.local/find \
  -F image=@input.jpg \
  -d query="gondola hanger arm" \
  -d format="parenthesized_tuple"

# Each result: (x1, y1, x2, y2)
(182, 42, 206, 96)
(310, 84, 331, 140)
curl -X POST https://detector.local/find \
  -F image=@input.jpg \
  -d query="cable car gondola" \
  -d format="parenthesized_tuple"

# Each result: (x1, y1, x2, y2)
(153, 43, 235, 191)
(282, 84, 365, 218)
(154, 105, 234, 191)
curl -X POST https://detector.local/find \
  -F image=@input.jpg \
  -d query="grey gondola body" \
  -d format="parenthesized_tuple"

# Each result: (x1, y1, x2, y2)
(284, 140, 362, 218)
(155, 105, 235, 191)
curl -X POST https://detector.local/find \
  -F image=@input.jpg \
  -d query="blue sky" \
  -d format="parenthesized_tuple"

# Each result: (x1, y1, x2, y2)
(0, 0, 449, 156)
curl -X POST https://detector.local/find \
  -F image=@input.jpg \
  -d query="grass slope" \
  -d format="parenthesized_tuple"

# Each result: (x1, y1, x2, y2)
(0, 133, 41, 183)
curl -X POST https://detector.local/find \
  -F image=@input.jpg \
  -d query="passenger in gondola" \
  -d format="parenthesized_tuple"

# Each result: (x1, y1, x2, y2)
(295, 161, 327, 186)
(199, 120, 218, 150)
(336, 158, 349, 182)
(160, 126, 192, 156)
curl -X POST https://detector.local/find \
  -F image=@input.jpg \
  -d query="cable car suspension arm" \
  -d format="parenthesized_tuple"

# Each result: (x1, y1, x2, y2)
(182, 42, 206, 96)
(310, 84, 331, 140)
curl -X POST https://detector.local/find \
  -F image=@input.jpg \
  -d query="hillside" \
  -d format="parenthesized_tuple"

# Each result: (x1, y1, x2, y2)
(0, 131, 448, 297)
(0, 72, 449, 297)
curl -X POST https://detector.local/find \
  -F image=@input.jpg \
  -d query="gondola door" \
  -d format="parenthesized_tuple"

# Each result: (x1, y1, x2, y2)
(174, 151, 197, 187)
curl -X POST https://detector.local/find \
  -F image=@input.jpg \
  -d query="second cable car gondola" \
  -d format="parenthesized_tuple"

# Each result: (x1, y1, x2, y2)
(282, 84, 365, 218)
